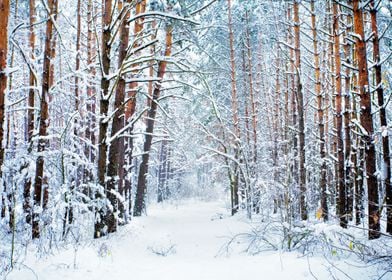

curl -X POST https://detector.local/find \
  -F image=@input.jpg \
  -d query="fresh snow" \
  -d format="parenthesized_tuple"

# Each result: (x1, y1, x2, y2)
(5, 200, 384, 280)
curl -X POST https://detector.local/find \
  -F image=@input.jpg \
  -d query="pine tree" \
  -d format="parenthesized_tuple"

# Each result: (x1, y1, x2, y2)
(332, 1, 347, 228)
(32, 0, 58, 239)
(369, 0, 392, 235)
(353, 0, 380, 239)
(134, 24, 173, 216)
(95, 0, 117, 238)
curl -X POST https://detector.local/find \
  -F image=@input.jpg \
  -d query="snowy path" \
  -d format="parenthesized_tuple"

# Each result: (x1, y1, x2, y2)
(7, 200, 381, 280)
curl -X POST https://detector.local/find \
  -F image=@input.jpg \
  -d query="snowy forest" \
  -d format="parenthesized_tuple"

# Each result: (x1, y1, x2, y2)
(1, 0, 392, 279)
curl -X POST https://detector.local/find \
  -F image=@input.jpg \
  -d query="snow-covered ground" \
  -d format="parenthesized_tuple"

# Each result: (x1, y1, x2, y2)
(5, 200, 387, 280)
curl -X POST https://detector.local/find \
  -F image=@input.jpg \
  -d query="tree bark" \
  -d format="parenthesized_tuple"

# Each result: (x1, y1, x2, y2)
(226, 0, 240, 216)
(157, 139, 168, 203)
(95, 0, 116, 238)
(245, 11, 257, 162)
(106, 0, 131, 225)
(311, 0, 328, 221)
(333, 2, 347, 228)
(32, 0, 57, 239)
(133, 25, 173, 216)
(343, 6, 354, 222)
(123, 0, 146, 216)
(294, 0, 307, 220)
(22, 0, 36, 226)
(85, 0, 96, 177)
(0, 0, 9, 173)
(0, 0, 9, 223)
(370, 0, 391, 234)
(353, 0, 380, 239)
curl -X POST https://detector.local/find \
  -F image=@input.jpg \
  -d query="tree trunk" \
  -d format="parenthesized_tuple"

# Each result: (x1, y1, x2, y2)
(226, 0, 240, 216)
(245, 11, 257, 162)
(0, 0, 9, 172)
(288, 7, 298, 191)
(95, 0, 116, 238)
(311, 0, 328, 221)
(157, 139, 168, 203)
(133, 25, 173, 216)
(23, 0, 36, 226)
(294, 0, 307, 220)
(0, 0, 9, 223)
(123, 0, 146, 216)
(351, 61, 364, 225)
(85, 0, 96, 181)
(242, 48, 251, 146)
(63, 0, 82, 234)
(332, 2, 347, 228)
(106, 0, 131, 225)
(343, 7, 354, 222)
(370, 0, 391, 234)
(32, 0, 57, 239)
(353, 0, 380, 239)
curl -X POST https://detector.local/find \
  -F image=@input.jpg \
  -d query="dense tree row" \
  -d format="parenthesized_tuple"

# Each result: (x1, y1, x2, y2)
(196, 0, 392, 240)
(0, 0, 207, 245)
(0, 1, 391, 262)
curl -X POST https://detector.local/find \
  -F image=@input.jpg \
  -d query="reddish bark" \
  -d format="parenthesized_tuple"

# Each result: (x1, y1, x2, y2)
(353, 0, 380, 239)
(134, 26, 173, 216)
(106, 0, 131, 224)
(311, 0, 328, 221)
(333, 2, 347, 228)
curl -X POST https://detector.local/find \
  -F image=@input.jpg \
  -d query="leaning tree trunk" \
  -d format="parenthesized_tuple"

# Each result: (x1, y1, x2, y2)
(353, 0, 380, 239)
(133, 25, 173, 217)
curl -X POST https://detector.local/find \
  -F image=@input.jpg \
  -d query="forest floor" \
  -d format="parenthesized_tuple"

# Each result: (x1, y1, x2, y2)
(5, 200, 387, 280)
